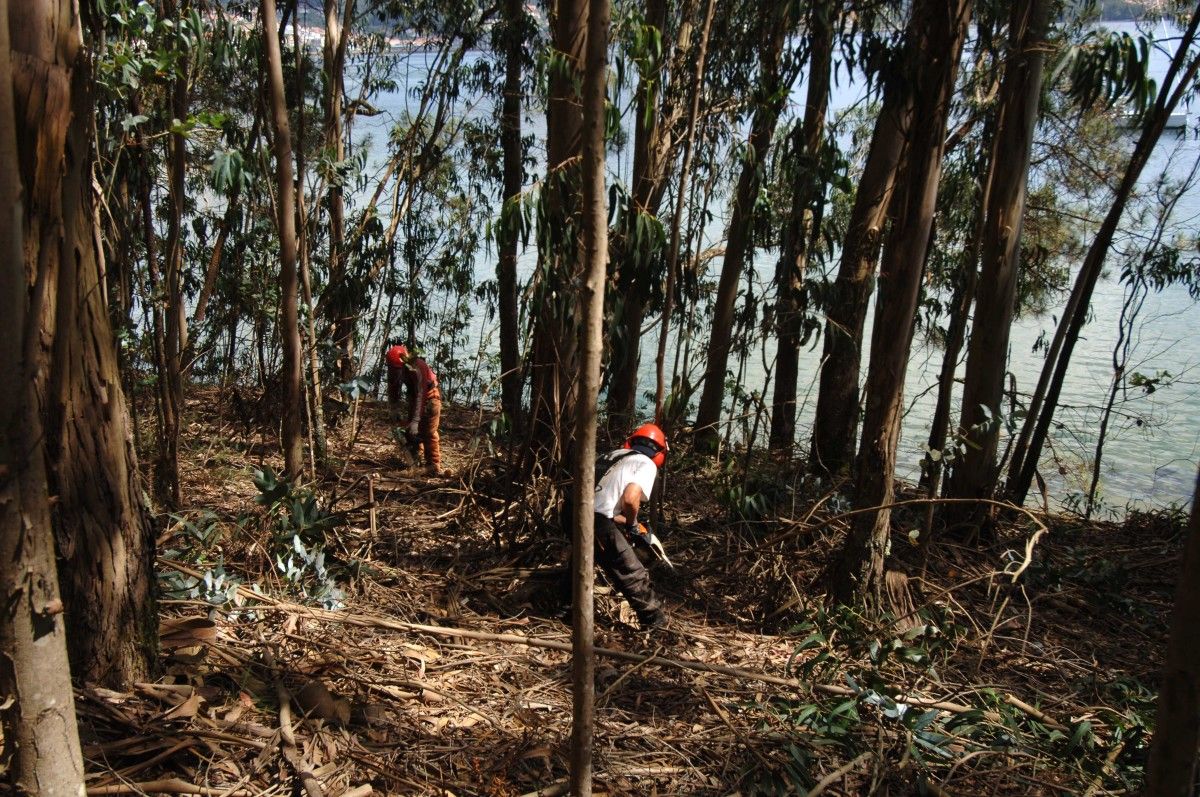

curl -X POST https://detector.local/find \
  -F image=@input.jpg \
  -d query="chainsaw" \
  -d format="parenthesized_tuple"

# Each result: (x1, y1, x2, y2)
(627, 522, 674, 570)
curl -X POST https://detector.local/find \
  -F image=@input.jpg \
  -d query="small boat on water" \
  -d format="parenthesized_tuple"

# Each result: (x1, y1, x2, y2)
(1119, 108, 1190, 130)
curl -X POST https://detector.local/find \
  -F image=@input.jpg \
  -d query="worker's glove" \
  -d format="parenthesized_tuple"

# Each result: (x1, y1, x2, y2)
(626, 521, 648, 544)
(406, 420, 419, 437)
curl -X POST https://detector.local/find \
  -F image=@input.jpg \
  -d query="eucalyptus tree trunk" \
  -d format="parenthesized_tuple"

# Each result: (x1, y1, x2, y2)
(1144, 469, 1200, 797)
(262, 0, 305, 479)
(325, 0, 357, 382)
(807, 85, 911, 478)
(604, 0, 668, 426)
(605, 0, 699, 425)
(768, 0, 833, 452)
(498, 0, 525, 431)
(693, 6, 794, 451)
(7, 0, 160, 688)
(0, 2, 86, 789)
(526, 0, 587, 469)
(945, 0, 1051, 515)
(294, 15, 327, 467)
(831, 0, 972, 608)
(655, 0, 716, 422)
(569, 3, 610, 789)
(161, 3, 189, 508)
(130, 96, 176, 504)
(919, 172, 984, 536)
(1007, 7, 1200, 505)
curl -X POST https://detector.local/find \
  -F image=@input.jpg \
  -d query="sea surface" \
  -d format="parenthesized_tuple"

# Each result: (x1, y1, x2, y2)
(336, 18, 1200, 513)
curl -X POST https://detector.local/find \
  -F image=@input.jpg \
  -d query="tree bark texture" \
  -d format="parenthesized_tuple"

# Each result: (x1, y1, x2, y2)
(693, 6, 793, 450)
(946, 0, 1051, 510)
(0, 0, 87, 789)
(262, 0, 305, 479)
(1144, 469, 1200, 796)
(498, 0, 525, 431)
(832, 0, 973, 608)
(570, 3, 610, 789)
(1006, 7, 1200, 504)
(8, 0, 160, 688)
(807, 87, 911, 478)
(769, 0, 833, 452)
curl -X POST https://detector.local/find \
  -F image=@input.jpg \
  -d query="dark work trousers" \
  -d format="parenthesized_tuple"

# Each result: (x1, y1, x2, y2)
(559, 513, 664, 626)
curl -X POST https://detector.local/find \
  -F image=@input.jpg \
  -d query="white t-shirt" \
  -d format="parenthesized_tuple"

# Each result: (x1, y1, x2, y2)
(593, 450, 658, 519)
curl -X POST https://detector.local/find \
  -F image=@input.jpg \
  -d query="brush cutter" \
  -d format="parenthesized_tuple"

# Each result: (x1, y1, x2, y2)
(628, 522, 674, 570)
(391, 426, 422, 466)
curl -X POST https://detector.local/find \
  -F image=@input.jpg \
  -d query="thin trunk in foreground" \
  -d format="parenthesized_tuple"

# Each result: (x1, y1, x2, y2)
(570, 0, 609, 791)
(262, 0, 305, 479)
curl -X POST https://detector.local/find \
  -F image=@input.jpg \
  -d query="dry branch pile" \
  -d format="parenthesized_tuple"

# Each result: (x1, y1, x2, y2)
(80, 387, 1181, 796)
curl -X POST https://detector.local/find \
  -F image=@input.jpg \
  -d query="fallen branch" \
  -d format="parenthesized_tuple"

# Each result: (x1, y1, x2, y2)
(87, 780, 255, 796)
(264, 648, 327, 797)
(160, 563, 1066, 732)
(807, 751, 872, 797)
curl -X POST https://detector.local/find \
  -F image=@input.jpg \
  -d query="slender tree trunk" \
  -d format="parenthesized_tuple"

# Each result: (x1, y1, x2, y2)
(325, 0, 357, 382)
(295, 10, 327, 466)
(498, 0, 525, 431)
(807, 85, 911, 477)
(693, 8, 793, 450)
(0, 1, 86, 788)
(919, 170, 984, 551)
(604, 0, 668, 425)
(831, 0, 972, 608)
(1007, 9, 1200, 504)
(130, 98, 176, 504)
(525, 0, 587, 471)
(946, 0, 1051, 514)
(1144, 468, 1200, 797)
(570, 4, 609, 790)
(655, 0, 716, 423)
(161, 9, 189, 508)
(191, 201, 235, 336)
(262, 0, 305, 479)
(769, 0, 833, 452)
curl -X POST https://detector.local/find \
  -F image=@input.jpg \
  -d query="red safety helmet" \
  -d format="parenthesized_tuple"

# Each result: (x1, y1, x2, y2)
(624, 422, 668, 467)
(385, 344, 409, 368)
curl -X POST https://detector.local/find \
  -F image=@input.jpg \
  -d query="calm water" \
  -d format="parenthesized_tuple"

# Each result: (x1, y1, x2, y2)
(343, 21, 1200, 512)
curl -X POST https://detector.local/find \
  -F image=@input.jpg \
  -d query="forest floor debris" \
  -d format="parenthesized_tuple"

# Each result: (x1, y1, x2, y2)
(78, 387, 1183, 795)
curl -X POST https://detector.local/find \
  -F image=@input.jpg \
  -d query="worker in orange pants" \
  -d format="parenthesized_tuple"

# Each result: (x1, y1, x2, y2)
(385, 343, 445, 475)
